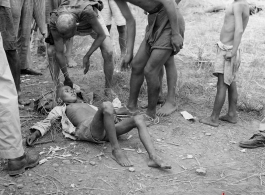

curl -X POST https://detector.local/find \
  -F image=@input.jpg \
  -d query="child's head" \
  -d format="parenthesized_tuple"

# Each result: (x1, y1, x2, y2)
(56, 86, 77, 104)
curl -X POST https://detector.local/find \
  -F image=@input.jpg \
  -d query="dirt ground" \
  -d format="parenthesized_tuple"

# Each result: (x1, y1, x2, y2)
(1, 0, 265, 194)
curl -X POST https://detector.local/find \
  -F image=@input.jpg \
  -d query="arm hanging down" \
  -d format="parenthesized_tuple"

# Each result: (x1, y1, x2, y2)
(83, 17, 106, 74)
(114, 0, 136, 69)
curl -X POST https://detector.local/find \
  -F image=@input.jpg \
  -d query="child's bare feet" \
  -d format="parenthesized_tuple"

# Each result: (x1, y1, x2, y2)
(157, 101, 178, 117)
(112, 149, 132, 167)
(219, 114, 237, 124)
(148, 155, 171, 169)
(199, 117, 219, 127)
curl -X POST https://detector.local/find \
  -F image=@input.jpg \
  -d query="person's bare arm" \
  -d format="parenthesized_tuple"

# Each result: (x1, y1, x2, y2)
(52, 30, 70, 79)
(83, 17, 106, 74)
(155, 0, 183, 53)
(114, 0, 136, 67)
(231, 3, 246, 56)
(226, 3, 246, 60)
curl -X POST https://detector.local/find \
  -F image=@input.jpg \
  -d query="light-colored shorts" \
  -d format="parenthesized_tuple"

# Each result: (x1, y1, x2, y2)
(213, 42, 241, 85)
(75, 117, 106, 144)
(101, 0, 126, 26)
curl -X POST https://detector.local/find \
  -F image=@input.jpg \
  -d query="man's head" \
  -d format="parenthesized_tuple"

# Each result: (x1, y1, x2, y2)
(56, 13, 76, 39)
(56, 86, 77, 104)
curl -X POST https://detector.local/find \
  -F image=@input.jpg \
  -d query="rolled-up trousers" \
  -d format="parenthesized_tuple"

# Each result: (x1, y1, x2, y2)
(0, 34, 24, 159)
(9, 0, 33, 70)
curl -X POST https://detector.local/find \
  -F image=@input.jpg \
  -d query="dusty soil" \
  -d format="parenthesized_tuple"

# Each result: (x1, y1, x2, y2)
(1, 1, 265, 195)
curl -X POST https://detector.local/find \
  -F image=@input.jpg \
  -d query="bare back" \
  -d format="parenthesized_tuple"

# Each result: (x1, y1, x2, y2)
(220, 0, 249, 45)
(66, 103, 96, 126)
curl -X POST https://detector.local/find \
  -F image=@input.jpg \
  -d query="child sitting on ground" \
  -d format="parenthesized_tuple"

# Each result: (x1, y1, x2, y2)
(26, 86, 171, 169)
(200, 0, 249, 127)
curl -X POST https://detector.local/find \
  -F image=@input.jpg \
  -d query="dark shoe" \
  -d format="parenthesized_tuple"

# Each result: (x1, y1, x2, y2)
(8, 152, 39, 176)
(239, 133, 265, 149)
(21, 68, 42, 75)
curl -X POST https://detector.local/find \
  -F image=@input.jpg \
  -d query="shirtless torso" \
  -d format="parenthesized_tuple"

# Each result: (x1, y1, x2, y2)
(66, 103, 96, 126)
(220, 0, 249, 46)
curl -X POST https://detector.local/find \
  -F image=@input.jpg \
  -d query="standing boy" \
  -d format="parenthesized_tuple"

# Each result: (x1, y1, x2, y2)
(200, 0, 249, 127)
(114, 0, 185, 123)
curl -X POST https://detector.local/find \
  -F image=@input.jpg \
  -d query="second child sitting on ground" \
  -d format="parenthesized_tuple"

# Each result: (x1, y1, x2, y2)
(26, 86, 171, 169)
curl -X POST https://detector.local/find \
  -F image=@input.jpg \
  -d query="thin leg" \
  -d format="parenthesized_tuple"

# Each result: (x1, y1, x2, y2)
(47, 44, 60, 87)
(157, 56, 178, 116)
(115, 40, 150, 115)
(89, 102, 132, 167)
(100, 36, 114, 90)
(113, 115, 171, 169)
(200, 74, 227, 127)
(144, 49, 172, 118)
(117, 25, 126, 57)
(220, 81, 238, 123)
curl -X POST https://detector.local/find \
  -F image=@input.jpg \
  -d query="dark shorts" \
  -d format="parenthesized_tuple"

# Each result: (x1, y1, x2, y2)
(145, 6, 185, 55)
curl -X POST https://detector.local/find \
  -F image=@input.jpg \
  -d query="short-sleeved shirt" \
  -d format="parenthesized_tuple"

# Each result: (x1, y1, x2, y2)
(49, 0, 101, 35)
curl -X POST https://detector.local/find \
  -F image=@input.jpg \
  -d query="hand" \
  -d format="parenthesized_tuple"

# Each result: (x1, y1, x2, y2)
(171, 33, 183, 55)
(26, 130, 41, 146)
(224, 51, 235, 61)
(121, 53, 133, 71)
(83, 55, 90, 74)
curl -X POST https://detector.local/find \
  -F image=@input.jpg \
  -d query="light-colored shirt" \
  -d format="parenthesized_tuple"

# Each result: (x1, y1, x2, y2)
(31, 104, 97, 140)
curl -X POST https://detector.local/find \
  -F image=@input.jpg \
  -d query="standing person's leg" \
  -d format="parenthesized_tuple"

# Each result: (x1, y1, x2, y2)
(113, 115, 171, 169)
(157, 56, 178, 116)
(200, 74, 227, 127)
(144, 49, 172, 119)
(19, 0, 42, 75)
(99, 37, 114, 94)
(47, 44, 60, 87)
(1, 6, 21, 99)
(110, 0, 127, 62)
(115, 41, 150, 115)
(117, 25, 126, 57)
(219, 81, 238, 123)
(0, 35, 39, 176)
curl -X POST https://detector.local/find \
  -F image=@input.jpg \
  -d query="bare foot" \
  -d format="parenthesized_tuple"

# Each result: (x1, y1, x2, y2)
(112, 149, 132, 167)
(157, 101, 178, 116)
(219, 114, 237, 124)
(148, 155, 171, 169)
(199, 117, 219, 127)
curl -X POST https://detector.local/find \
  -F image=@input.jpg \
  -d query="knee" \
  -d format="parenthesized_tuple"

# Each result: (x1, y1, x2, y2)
(144, 66, 155, 80)
(101, 39, 113, 59)
(102, 101, 114, 115)
(134, 115, 145, 125)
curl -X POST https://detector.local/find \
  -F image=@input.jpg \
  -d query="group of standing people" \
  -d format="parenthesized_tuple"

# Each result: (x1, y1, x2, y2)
(1, 0, 261, 177)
